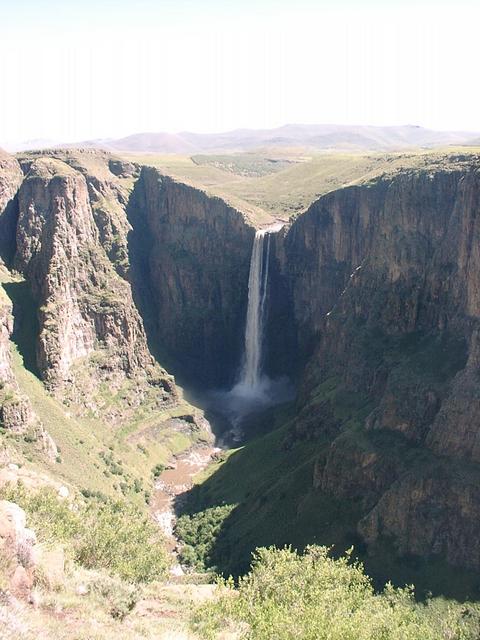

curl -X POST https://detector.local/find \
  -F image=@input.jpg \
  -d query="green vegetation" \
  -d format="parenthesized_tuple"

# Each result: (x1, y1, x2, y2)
(191, 154, 295, 177)
(192, 546, 480, 640)
(152, 462, 166, 478)
(182, 420, 351, 577)
(182, 338, 480, 599)
(122, 148, 480, 221)
(175, 504, 235, 570)
(0, 483, 169, 583)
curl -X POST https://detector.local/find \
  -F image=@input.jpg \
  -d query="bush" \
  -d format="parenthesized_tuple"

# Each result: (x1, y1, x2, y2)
(192, 545, 480, 640)
(152, 463, 165, 478)
(88, 572, 138, 620)
(0, 484, 169, 583)
(1, 483, 79, 541)
(175, 504, 235, 570)
(75, 499, 169, 582)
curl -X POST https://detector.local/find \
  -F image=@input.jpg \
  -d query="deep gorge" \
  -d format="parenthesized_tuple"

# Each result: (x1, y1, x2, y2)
(2, 148, 480, 598)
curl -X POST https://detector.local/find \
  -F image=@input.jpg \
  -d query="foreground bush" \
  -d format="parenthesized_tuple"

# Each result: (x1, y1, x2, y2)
(192, 546, 480, 640)
(0, 484, 169, 583)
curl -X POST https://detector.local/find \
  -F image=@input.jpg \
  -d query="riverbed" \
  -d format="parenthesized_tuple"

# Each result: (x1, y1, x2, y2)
(151, 445, 220, 572)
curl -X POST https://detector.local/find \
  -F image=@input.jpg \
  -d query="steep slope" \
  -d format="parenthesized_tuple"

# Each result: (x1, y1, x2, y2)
(0, 280, 58, 467)
(128, 167, 256, 387)
(5, 144, 480, 598)
(13, 152, 175, 422)
(282, 156, 480, 572)
(0, 149, 23, 264)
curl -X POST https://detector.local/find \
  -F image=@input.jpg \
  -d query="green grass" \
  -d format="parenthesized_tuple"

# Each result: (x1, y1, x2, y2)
(121, 147, 480, 222)
(183, 350, 480, 600)
(183, 419, 359, 576)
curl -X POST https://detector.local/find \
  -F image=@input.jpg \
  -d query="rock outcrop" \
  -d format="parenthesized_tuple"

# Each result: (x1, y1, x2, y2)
(0, 283, 58, 460)
(0, 500, 36, 599)
(4, 145, 480, 581)
(12, 152, 177, 421)
(0, 150, 22, 265)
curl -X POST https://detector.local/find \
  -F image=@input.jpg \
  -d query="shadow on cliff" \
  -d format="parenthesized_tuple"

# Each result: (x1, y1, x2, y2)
(125, 179, 162, 366)
(3, 280, 40, 378)
(0, 194, 19, 267)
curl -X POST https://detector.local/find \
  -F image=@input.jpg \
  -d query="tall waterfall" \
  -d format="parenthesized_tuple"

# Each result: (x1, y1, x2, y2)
(209, 223, 292, 440)
(240, 229, 272, 389)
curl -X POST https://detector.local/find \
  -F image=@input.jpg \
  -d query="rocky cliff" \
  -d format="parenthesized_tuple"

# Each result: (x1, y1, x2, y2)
(0, 150, 23, 265)
(3, 144, 480, 583)
(276, 154, 480, 572)
(128, 168, 256, 387)
(0, 150, 178, 424)
(0, 285, 57, 461)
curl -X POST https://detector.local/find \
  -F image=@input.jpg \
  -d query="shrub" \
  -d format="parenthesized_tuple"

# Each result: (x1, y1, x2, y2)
(175, 504, 235, 570)
(0, 484, 169, 583)
(192, 545, 480, 640)
(152, 463, 165, 478)
(1, 483, 79, 541)
(88, 572, 138, 620)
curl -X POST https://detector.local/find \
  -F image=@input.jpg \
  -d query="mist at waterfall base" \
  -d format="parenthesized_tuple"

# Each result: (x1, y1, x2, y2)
(208, 375, 294, 440)
(206, 225, 294, 443)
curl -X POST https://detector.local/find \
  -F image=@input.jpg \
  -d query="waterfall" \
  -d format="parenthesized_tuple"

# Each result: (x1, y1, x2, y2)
(240, 229, 272, 389)
(208, 222, 292, 441)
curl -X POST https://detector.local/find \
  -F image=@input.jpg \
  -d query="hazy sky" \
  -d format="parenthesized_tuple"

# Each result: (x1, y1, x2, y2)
(1, 0, 479, 147)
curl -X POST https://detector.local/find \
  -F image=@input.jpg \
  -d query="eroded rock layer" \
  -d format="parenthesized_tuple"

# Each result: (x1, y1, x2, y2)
(3, 145, 480, 578)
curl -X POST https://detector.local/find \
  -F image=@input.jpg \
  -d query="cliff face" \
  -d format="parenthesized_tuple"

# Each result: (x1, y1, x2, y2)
(276, 156, 480, 571)
(0, 288, 35, 433)
(0, 150, 23, 265)
(0, 286, 57, 460)
(129, 168, 255, 387)
(10, 152, 177, 422)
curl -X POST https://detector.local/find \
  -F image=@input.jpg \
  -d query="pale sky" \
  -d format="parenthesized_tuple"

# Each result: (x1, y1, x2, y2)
(1, 0, 479, 148)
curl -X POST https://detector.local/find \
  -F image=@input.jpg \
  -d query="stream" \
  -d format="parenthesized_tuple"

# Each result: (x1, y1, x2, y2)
(151, 444, 220, 574)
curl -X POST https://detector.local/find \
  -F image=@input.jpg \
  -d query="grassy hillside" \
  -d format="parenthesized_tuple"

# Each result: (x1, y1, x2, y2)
(121, 147, 480, 221)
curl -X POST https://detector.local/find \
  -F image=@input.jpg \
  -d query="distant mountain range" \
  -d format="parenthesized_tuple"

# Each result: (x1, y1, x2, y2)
(84, 124, 480, 154)
(6, 124, 480, 154)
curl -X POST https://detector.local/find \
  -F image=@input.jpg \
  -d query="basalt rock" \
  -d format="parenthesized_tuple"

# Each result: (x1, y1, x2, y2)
(0, 284, 57, 459)
(0, 150, 22, 266)
(129, 168, 256, 387)
(275, 155, 480, 571)
(13, 153, 177, 421)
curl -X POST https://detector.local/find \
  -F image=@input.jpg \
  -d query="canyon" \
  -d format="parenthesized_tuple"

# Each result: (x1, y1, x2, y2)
(1, 146, 480, 599)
